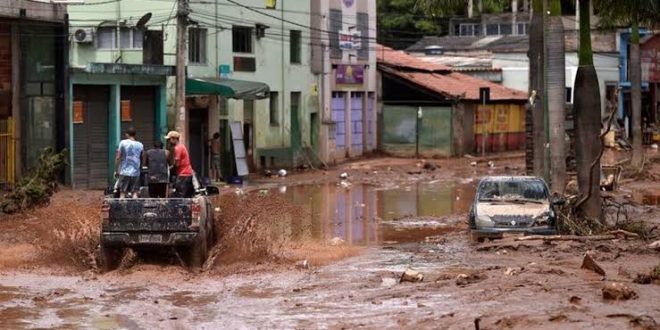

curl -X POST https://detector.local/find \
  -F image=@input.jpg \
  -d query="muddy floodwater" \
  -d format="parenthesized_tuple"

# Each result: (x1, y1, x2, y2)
(1, 155, 659, 329)
(276, 181, 476, 246)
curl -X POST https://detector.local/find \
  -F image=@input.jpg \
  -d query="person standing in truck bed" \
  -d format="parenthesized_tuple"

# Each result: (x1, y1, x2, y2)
(165, 131, 195, 198)
(114, 127, 144, 198)
(144, 140, 170, 198)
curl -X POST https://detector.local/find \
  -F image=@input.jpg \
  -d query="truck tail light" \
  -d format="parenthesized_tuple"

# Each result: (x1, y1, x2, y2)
(190, 200, 201, 230)
(101, 201, 110, 225)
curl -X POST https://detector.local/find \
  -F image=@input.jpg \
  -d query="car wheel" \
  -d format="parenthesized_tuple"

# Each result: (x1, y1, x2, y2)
(99, 244, 123, 272)
(468, 230, 485, 243)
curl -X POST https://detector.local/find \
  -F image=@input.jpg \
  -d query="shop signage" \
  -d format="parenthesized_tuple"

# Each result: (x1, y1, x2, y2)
(339, 30, 362, 50)
(336, 65, 364, 85)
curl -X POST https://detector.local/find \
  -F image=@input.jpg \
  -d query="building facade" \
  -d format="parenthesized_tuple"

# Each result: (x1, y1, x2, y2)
(0, 1, 67, 189)
(68, 1, 174, 189)
(311, 0, 378, 165)
(67, 0, 336, 188)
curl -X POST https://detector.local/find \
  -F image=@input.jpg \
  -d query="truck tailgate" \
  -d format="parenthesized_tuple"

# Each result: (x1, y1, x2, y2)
(104, 198, 194, 232)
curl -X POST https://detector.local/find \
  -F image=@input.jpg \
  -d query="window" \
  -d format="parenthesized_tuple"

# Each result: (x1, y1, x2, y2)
(565, 87, 573, 103)
(189, 28, 207, 64)
(500, 24, 512, 35)
(290, 30, 301, 64)
(233, 26, 253, 53)
(356, 12, 369, 60)
(459, 23, 481, 36)
(97, 27, 116, 49)
(269, 92, 279, 126)
(291, 92, 300, 114)
(516, 23, 528, 35)
(119, 27, 143, 49)
(486, 24, 499, 36)
(329, 9, 343, 59)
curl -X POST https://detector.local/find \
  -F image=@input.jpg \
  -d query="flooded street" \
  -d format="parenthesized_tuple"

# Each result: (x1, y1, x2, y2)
(1, 156, 659, 329)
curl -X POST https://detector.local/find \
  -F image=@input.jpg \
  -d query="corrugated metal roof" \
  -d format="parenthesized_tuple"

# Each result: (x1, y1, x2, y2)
(377, 45, 527, 102)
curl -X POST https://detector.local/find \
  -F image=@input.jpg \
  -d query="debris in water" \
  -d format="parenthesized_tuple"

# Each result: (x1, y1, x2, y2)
(581, 252, 606, 276)
(296, 259, 309, 270)
(569, 296, 582, 304)
(487, 161, 495, 168)
(470, 161, 477, 167)
(329, 237, 345, 246)
(339, 172, 349, 180)
(278, 169, 288, 177)
(602, 282, 638, 300)
(423, 162, 437, 171)
(400, 268, 424, 283)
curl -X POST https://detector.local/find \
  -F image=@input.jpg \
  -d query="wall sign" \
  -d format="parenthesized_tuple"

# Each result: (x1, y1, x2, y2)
(335, 65, 364, 85)
(339, 30, 361, 50)
(121, 100, 132, 122)
(73, 101, 84, 124)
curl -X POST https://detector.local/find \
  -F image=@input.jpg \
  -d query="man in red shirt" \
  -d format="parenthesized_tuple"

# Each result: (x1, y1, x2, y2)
(165, 131, 195, 198)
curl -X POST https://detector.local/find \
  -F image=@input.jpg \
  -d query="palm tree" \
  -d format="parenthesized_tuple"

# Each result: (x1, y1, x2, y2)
(546, 0, 566, 193)
(594, 0, 660, 167)
(573, 0, 602, 220)
(529, 0, 545, 178)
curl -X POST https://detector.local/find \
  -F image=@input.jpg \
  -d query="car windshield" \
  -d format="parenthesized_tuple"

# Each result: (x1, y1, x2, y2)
(477, 179, 548, 202)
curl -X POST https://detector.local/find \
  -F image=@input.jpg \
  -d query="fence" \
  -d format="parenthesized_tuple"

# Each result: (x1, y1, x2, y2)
(0, 117, 14, 187)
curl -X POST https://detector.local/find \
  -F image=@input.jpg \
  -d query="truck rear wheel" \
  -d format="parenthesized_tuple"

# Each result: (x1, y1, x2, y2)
(99, 244, 123, 272)
(186, 229, 208, 270)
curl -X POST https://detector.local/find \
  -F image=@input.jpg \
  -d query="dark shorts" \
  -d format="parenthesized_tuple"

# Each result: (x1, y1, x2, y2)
(173, 176, 194, 198)
(148, 183, 168, 198)
(118, 175, 140, 194)
(211, 154, 221, 170)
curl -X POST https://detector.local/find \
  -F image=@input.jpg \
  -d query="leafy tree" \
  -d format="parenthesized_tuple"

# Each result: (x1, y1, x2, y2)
(377, 0, 444, 49)
(594, 0, 660, 167)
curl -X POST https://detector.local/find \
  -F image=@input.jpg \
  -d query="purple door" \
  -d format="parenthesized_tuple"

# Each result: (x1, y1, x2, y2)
(367, 93, 375, 150)
(332, 92, 346, 149)
(351, 92, 364, 154)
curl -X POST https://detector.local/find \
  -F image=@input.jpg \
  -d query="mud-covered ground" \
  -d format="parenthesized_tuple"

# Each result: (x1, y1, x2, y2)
(0, 151, 659, 329)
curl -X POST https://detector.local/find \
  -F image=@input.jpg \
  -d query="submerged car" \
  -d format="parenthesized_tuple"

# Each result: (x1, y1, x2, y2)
(468, 176, 560, 242)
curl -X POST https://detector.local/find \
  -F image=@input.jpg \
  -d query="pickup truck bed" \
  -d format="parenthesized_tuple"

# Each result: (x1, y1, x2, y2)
(100, 196, 215, 271)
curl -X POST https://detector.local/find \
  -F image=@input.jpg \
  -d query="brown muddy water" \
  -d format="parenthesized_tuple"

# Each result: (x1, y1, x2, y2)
(275, 180, 476, 245)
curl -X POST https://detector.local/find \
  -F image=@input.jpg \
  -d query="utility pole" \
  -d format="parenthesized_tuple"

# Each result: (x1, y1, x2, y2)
(175, 0, 189, 145)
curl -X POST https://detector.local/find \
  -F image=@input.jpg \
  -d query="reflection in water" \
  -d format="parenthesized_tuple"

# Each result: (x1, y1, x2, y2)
(280, 181, 475, 246)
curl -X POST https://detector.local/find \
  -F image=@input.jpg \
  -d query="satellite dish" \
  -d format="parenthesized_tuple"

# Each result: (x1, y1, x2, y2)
(136, 12, 152, 30)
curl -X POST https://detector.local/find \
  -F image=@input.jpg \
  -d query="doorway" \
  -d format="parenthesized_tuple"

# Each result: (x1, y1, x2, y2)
(243, 100, 255, 171)
(188, 108, 208, 178)
(72, 85, 110, 189)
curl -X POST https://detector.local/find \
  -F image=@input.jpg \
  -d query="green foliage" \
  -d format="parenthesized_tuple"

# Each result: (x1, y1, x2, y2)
(377, 0, 444, 49)
(1, 148, 68, 214)
(593, 0, 660, 30)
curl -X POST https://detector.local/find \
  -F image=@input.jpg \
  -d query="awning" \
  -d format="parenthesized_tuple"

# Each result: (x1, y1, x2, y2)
(186, 77, 270, 100)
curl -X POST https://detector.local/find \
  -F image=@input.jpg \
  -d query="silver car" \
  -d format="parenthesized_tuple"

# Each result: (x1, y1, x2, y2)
(468, 176, 560, 242)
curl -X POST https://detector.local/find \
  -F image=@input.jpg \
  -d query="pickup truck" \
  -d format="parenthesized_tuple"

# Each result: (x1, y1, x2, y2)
(99, 185, 219, 271)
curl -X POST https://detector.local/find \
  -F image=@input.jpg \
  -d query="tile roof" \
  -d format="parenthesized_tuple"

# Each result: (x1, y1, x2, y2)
(377, 45, 527, 102)
(376, 45, 452, 72)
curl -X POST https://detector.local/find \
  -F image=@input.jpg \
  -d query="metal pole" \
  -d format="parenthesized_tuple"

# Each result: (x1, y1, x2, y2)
(175, 0, 189, 145)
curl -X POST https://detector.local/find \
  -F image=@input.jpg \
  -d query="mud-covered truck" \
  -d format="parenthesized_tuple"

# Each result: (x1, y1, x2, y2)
(100, 188, 218, 271)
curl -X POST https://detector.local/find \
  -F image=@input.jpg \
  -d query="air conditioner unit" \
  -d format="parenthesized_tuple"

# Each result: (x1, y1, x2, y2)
(73, 28, 94, 43)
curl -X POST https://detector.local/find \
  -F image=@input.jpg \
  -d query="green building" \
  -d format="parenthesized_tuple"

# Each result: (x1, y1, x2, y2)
(67, 0, 324, 188)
